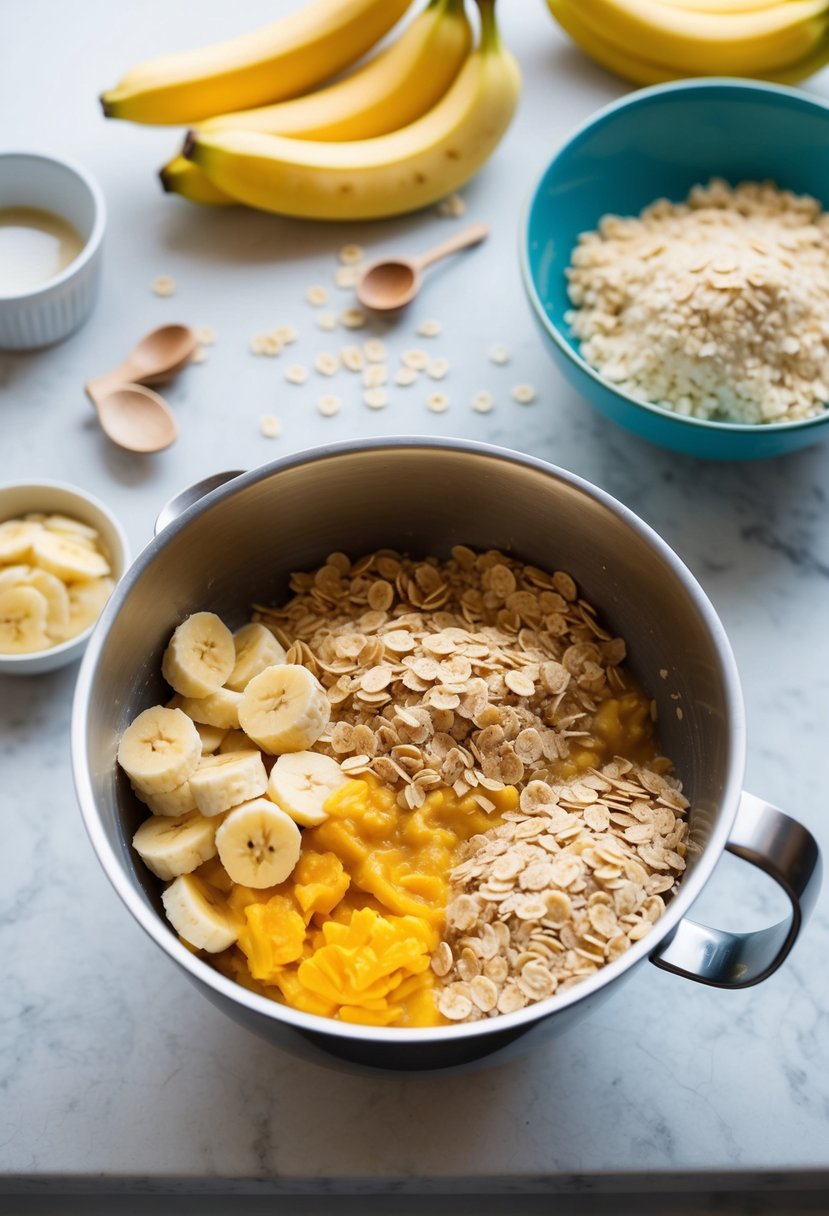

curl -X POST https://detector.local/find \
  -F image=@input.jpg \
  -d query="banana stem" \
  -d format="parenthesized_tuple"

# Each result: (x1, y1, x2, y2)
(475, 0, 500, 50)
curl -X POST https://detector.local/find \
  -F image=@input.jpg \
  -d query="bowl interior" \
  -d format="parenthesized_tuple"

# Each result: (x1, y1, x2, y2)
(526, 82, 829, 371)
(76, 445, 743, 1037)
(0, 153, 99, 257)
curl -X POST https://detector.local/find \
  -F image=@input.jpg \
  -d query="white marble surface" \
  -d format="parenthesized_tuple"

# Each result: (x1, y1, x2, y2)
(2, 0, 829, 1196)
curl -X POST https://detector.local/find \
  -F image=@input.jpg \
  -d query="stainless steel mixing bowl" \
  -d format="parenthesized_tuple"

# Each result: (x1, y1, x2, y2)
(72, 439, 821, 1071)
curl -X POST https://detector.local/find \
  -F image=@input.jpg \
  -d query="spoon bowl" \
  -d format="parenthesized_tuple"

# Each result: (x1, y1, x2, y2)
(95, 384, 178, 453)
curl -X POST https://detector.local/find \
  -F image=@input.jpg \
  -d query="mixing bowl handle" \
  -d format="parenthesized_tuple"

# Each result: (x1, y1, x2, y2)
(154, 470, 246, 535)
(649, 792, 821, 988)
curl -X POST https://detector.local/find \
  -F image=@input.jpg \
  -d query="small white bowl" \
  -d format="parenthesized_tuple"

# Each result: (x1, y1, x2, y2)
(0, 151, 106, 350)
(0, 481, 129, 675)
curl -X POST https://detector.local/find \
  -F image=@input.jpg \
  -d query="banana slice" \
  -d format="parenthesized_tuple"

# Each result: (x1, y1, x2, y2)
(31, 529, 110, 581)
(215, 797, 301, 887)
(134, 779, 196, 818)
(179, 687, 242, 730)
(117, 705, 202, 794)
(0, 585, 51, 653)
(0, 519, 43, 563)
(238, 663, 331, 754)
(25, 569, 70, 639)
(218, 728, 257, 754)
(43, 514, 100, 542)
(0, 564, 34, 589)
(161, 873, 240, 953)
(267, 751, 348, 827)
(132, 809, 218, 880)
(195, 722, 227, 754)
(225, 622, 288, 692)
(161, 611, 235, 698)
(189, 750, 269, 817)
(63, 576, 114, 638)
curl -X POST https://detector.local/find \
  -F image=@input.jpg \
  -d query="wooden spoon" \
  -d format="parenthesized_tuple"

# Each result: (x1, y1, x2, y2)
(84, 324, 198, 407)
(356, 222, 490, 312)
(94, 385, 179, 453)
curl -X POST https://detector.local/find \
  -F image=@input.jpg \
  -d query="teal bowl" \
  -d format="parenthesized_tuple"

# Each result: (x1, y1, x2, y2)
(520, 79, 829, 460)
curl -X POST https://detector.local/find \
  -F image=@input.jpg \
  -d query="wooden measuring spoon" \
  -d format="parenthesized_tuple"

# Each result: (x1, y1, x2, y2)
(94, 385, 179, 453)
(356, 222, 490, 312)
(84, 324, 198, 407)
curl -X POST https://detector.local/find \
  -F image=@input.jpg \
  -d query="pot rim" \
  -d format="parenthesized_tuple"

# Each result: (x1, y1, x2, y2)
(71, 436, 746, 1045)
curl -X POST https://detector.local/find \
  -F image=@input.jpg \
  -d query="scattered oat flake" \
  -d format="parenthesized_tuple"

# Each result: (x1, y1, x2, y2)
(339, 244, 364, 266)
(417, 319, 441, 338)
(364, 387, 389, 410)
(395, 366, 418, 387)
(306, 285, 329, 307)
(363, 364, 388, 389)
(274, 325, 297, 344)
(249, 332, 268, 355)
(261, 334, 282, 357)
(334, 265, 360, 289)
(259, 413, 282, 438)
(427, 393, 449, 413)
(489, 344, 510, 365)
(152, 275, 175, 297)
(402, 349, 429, 371)
(341, 308, 367, 330)
(472, 391, 493, 413)
(285, 363, 308, 385)
(363, 338, 387, 363)
(427, 358, 450, 380)
(512, 383, 536, 405)
(195, 324, 216, 345)
(437, 193, 466, 218)
(316, 312, 337, 332)
(190, 346, 208, 364)
(340, 345, 366, 372)
(314, 352, 339, 377)
(317, 394, 342, 417)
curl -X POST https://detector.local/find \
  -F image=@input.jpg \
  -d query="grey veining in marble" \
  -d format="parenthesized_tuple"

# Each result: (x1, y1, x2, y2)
(2, 0, 829, 1192)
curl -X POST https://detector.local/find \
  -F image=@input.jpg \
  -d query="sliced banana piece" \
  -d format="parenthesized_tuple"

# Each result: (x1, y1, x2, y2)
(25, 569, 70, 639)
(189, 750, 269, 817)
(195, 721, 227, 754)
(63, 576, 114, 638)
(134, 779, 196, 818)
(0, 585, 51, 654)
(268, 751, 348, 827)
(132, 809, 218, 880)
(161, 873, 240, 952)
(162, 611, 235, 697)
(226, 622, 288, 691)
(179, 687, 242, 730)
(43, 514, 100, 541)
(32, 529, 110, 581)
(218, 728, 256, 754)
(0, 519, 42, 563)
(0, 564, 34, 589)
(117, 705, 202, 794)
(238, 663, 330, 754)
(215, 797, 301, 888)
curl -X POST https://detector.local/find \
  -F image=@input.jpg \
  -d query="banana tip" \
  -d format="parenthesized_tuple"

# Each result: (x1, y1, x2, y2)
(182, 130, 197, 161)
(158, 167, 172, 194)
(100, 93, 114, 118)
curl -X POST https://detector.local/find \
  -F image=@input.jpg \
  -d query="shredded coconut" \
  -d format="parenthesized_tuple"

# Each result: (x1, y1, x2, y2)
(565, 179, 829, 424)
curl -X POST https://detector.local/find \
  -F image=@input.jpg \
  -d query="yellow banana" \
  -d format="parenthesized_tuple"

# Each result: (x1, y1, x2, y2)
(184, 0, 521, 222)
(548, 0, 829, 80)
(101, 0, 414, 125)
(161, 0, 473, 207)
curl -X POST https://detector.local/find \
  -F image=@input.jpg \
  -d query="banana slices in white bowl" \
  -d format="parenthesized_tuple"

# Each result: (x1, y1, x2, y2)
(0, 480, 130, 675)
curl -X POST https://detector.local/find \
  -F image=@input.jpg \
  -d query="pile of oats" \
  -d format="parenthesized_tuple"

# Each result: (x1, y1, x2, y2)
(434, 759, 689, 1022)
(566, 178, 829, 424)
(255, 546, 634, 814)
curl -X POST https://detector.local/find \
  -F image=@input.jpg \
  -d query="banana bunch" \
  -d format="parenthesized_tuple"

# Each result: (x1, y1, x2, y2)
(546, 0, 829, 85)
(118, 611, 352, 954)
(100, 0, 521, 221)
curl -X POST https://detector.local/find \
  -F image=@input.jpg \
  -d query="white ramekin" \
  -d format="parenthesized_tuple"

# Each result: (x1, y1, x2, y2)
(0, 480, 129, 675)
(0, 151, 106, 350)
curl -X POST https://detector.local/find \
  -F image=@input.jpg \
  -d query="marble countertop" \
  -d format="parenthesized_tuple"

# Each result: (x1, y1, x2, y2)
(3, 0, 829, 1199)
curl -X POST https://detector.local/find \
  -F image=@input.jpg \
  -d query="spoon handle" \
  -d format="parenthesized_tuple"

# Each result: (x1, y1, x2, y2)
(84, 368, 130, 408)
(414, 222, 490, 271)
